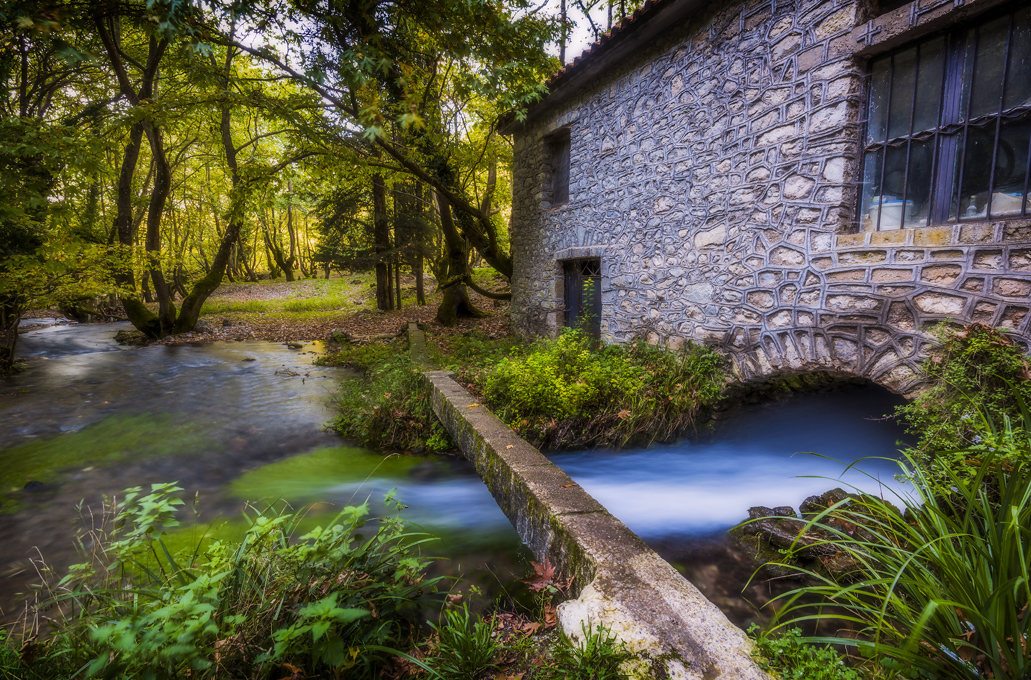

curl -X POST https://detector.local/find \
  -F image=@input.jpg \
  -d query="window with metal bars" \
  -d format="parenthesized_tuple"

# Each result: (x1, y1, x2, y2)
(563, 258, 601, 338)
(859, 3, 1031, 231)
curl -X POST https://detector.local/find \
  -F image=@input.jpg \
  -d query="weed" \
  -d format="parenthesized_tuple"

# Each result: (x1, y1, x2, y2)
(539, 622, 632, 680)
(765, 449, 1031, 680)
(483, 329, 725, 448)
(329, 351, 453, 452)
(748, 626, 862, 680)
(896, 322, 1031, 455)
(426, 604, 499, 679)
(9, 484, 443, 680)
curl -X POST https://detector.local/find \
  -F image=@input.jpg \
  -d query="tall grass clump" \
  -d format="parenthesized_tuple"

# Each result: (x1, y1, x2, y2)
(6, 484, 443, 680)
(766, 449, 1031, 680)
(330, 351, 453, 452)
(483, 329, 725, 448)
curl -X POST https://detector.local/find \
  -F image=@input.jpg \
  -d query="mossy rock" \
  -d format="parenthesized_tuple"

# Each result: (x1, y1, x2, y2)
(114, 329, 152, 346)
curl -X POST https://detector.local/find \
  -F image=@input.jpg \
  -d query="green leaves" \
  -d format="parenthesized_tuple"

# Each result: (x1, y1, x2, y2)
(763, 452, 1031, 679)
(483, 329, 726, 448)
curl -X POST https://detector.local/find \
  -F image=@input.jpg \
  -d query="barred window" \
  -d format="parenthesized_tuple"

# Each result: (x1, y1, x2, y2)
(860, 3, 1031, 231)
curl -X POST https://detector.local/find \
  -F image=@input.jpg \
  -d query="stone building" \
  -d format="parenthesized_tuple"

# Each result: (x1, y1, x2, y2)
(504, 0, 1031, 394)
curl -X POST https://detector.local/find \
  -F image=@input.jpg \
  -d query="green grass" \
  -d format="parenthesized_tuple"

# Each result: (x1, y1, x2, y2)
(199, 276, 375, 320)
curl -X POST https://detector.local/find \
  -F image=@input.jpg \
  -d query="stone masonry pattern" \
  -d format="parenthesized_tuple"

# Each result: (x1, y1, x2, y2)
(509, 0, 1031, 395)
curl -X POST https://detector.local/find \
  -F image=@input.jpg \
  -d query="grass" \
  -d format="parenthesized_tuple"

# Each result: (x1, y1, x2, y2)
(199, 276, 374, 321)
(762, 449, 1031, 680)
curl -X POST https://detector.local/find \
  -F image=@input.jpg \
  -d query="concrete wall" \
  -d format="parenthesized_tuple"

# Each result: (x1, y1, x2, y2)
(421, 361, 771, 679)
(509, 0, 1031, 395)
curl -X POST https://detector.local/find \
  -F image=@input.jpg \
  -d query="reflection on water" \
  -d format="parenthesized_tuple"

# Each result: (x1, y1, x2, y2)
(2, 321, 912, 629)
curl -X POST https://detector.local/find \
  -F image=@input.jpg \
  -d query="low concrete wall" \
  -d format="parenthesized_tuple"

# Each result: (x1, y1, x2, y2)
(409, 324, 770, 680)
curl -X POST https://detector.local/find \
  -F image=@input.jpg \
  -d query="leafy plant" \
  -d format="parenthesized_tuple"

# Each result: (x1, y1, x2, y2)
(426, 604, 499, 679)
(749, 626, 862, 680)
(13, 484, 443, 680)
(896, 322, 1031, 455)
(329, 351, 453, 452)
(483, 329, 725, 448)
(540, 622, 632, 680)
(766, 450, 1031, 680)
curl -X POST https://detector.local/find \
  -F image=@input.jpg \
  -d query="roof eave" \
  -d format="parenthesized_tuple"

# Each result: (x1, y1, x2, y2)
(501, 0, 705, 135)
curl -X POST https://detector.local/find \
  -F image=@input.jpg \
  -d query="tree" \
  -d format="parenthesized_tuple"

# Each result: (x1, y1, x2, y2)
(227, 0, 556, 322)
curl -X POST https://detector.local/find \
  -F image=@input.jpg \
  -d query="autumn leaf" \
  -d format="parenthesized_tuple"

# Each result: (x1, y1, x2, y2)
(543, 603, 558, 629)
(521, 558, 557, 593)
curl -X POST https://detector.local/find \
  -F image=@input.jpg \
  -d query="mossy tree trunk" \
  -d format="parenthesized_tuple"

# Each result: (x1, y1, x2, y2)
(434, 191, 485, 326)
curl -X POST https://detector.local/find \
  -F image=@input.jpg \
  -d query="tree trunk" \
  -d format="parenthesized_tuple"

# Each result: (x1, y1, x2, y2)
(395, 257, 401, 309)
(434, 191, 485, 326)
(0, 300, 22, 375)
(372, 173, 391, 311)
(415, 253, 425, 305)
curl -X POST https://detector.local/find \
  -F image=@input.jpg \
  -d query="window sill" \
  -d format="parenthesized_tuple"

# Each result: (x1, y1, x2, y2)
(832, 219, 1031, 250)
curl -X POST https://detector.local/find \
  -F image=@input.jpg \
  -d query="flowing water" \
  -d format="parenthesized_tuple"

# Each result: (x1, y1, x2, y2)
(1, 321, 911, 627)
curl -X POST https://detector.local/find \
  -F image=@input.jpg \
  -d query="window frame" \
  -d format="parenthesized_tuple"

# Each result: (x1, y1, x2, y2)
(545, 129, 571, 208)
(858, 1, 1031, 231)
(562, 257, 601, 338)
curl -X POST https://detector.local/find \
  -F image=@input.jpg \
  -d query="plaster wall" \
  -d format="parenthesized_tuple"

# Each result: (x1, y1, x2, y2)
(509, 0, 1031, 394)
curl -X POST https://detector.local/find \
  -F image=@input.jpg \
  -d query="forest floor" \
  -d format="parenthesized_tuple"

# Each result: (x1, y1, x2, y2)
(159, 269, 513, 345)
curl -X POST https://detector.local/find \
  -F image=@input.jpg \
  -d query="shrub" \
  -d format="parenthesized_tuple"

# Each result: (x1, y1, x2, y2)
(483, 329, 725, 448)
(330, 351, 453, 452)
(896, 322, 1031, 454)
(749, 626, 861, 680)
(766, 450, 1031, 680)
(13, 484, 443, 680)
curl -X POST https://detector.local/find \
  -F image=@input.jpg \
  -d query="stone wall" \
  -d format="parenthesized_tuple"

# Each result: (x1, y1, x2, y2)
(509, 0, 1031, 395)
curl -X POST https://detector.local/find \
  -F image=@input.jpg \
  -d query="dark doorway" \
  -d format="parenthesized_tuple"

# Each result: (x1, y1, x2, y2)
(563, 258, 601, 338)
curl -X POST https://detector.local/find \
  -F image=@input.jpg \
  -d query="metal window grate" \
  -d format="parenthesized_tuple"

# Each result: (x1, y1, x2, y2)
(563, 258, 601, 338)
(859, 2, 1031, 231)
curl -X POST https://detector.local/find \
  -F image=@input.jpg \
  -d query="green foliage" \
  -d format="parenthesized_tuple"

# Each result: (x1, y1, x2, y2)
(749, 626, 861, 680)
(330, 352, 453, 452)
(539, 623, 632, 680)
(896, 323, 1031, 455)
(484, 329, 726, 448)
(766, 450, 1031, 680)
(16, 484, 442, 680)
(431, 330, 520, 386)
(317, 341, 400, 372)
(426, 605, 499, 679)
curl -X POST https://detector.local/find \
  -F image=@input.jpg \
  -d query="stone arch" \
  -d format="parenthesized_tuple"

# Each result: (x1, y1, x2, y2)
(726, 322, 927, 396)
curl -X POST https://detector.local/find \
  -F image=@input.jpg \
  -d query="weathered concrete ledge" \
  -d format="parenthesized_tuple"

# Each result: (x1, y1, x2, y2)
(408, 324, 770, 679)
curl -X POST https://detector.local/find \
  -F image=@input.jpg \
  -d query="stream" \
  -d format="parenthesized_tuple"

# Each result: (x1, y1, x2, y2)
(0, 320, 911, 627)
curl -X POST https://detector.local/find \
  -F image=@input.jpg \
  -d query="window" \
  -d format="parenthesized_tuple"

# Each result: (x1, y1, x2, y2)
(547, 131, 570, 206)
(860, 4, 1031, 230)
(563, 258, 601, 338)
